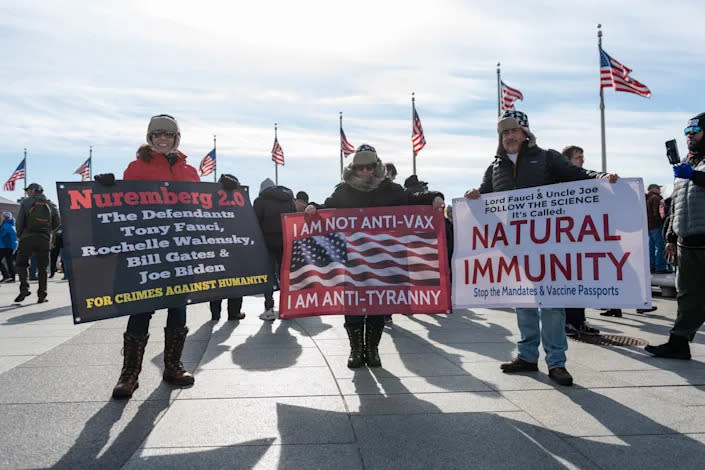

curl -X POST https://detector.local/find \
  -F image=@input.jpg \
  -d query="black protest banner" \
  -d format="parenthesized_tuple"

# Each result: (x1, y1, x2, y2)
(56, 180, 275, 323)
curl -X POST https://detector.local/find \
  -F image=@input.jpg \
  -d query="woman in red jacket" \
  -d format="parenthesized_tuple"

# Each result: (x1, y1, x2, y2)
(111, 114, 200, 399)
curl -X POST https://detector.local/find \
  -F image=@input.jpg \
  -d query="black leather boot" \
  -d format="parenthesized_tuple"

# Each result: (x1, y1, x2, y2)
(645, 334, 691, 360)
(344, 324, 365, 369)
(364, 321, 384, 368)
(112, 332, 149, 399)
(163, 327, 195, 385)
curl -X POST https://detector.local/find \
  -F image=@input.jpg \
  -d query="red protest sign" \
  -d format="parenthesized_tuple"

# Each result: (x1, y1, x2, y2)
(279, 206, 451, 319)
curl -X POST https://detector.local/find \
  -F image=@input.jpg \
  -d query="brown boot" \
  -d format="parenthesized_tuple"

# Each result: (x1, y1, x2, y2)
(112, 332, 149, 399)
(163, 327, 195, 386)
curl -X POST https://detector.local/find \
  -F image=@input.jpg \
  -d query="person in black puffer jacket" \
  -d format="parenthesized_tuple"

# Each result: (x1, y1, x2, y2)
(306, 144, 444, 369)
(254, 178, 296, 320)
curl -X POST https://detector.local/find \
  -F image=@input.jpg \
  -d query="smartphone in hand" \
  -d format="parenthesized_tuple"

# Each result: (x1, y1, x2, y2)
(666, 139, 681, 165)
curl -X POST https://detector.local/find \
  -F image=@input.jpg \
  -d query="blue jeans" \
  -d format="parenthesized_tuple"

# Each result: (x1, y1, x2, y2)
(648, 227, 667, 272)
(126, 306, 187, 336)
(515, 307, 567, 369)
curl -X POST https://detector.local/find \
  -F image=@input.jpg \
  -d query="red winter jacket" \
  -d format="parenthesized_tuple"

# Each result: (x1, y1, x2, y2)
(123, 150, 200, 182)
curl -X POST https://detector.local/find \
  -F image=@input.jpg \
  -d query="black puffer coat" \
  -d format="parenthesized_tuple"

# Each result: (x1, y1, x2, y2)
(253, 185, 296, 251)
(479, 142, 605, 193)
(324, 179, 441, 209)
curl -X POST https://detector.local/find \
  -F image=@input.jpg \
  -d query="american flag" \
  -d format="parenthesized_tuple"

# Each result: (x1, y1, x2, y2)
(4, 158, 25, 191)
(288, 231, 439, 290)
(73, 158, 91, 181)
(412, 108, 426, 155)
(500, 81, 524, 112)
(199, 149, 216, 177)
(340, 127, 355, 157)
(599, 47, 651, 98)
(271, 137, 285, 165)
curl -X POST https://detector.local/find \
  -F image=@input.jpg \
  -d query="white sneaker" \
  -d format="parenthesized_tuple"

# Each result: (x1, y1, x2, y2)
(259, 308, 276, 321)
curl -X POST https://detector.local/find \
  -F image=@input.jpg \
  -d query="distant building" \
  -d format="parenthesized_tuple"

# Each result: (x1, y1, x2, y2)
(0, 195, 20, 218)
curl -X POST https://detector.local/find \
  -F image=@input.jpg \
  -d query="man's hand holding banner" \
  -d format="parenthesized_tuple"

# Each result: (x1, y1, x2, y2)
(279, 206, 451, 319)
(452, 178, 651, 309)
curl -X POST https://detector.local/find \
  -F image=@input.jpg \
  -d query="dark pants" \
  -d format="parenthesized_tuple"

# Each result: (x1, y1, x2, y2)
(264, 247, 282, 310)
(345, 315, 385, 327)
(671, 246, 705, 340)
(50, 244, 61, 275)
(16, 237, 50, 298)
(126, 306, 187, 336)
(0, 248, 14, 279)
(60, 248, 70, 279)
(210, 297, 243, 317)
(565, 308, 586, 326)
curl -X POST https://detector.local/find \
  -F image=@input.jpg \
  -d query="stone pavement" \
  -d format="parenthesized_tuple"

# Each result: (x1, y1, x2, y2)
(2, 279, 705, 469)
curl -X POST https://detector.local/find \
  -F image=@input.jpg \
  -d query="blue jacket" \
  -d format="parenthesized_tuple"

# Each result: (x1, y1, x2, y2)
(0, 218, 18, 251)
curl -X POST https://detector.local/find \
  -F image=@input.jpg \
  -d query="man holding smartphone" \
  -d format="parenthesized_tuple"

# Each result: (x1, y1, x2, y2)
(646, 112, 705, 359)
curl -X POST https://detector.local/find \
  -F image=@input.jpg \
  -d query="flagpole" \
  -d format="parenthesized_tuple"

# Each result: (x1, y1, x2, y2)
(412, 93, 417, 176)
(497, 62, 501, 117)
(213, 135, 217, 182)
(274, 123, 279, 185)
(89, 145, 92, 181)
(23, 148, 27, 191)
(598, 24, 607, 173)
(339, 112, 344, 181)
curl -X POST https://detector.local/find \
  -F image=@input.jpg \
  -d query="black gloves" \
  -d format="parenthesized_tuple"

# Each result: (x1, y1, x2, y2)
(219, 173, 240, 190)
(94, 173, 116, 186)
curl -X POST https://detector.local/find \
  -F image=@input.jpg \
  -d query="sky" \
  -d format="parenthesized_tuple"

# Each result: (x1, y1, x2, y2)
(1, 0, 704, 205)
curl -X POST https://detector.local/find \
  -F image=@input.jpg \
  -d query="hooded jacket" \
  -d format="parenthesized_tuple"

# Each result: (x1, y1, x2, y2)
(479, 141, 606, 193)
(123, 148, 199, 182)
(646, 190, 664, 230)
(0, 217, 18, 250)
(253, 185, 296, 251)
(16, 193, 61, 241)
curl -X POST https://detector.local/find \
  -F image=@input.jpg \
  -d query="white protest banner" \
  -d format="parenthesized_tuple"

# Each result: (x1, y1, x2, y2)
(452, 178, 651, 309)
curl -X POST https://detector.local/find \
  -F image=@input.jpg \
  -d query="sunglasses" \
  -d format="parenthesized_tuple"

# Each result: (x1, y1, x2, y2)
(685, 126, 702, 136)
(353, 164, 376, 171)
(150, 131, 176, 138)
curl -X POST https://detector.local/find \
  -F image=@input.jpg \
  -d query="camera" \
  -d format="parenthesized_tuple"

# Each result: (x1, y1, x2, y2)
(666, 139, 681, 165)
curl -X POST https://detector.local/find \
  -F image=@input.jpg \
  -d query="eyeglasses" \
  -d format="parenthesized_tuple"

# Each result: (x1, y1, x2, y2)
(685, 126, 702, 136)
(150, 131, 176, 138)
(353, 164, 376, 171)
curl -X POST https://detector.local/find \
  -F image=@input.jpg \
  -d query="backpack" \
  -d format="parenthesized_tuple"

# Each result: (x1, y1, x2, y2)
(28, 200, 52, 233)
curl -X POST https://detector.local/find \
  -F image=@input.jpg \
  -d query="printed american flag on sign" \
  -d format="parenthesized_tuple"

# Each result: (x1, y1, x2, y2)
(271, 137, 285, 165)
(199, 149, 216, 177)
(599, 47, 651, 98)
(500, 81, 524, 112)
(4, 158, 25, 191)
(289, 231, 439, 290)
(412, 108, 426, 155)
(340, 128, 355, 157)
(73, 158, 91, 181)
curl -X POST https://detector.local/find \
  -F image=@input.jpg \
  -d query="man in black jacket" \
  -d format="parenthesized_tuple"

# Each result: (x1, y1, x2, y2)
(14, 183, 60, 303)
(254, 178, 296, 320)
(465, 110, 617, 386)
(305, 144, 444, 369)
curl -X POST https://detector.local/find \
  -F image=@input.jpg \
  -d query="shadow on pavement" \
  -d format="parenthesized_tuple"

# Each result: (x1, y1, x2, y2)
(2, 305, 73, 324)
